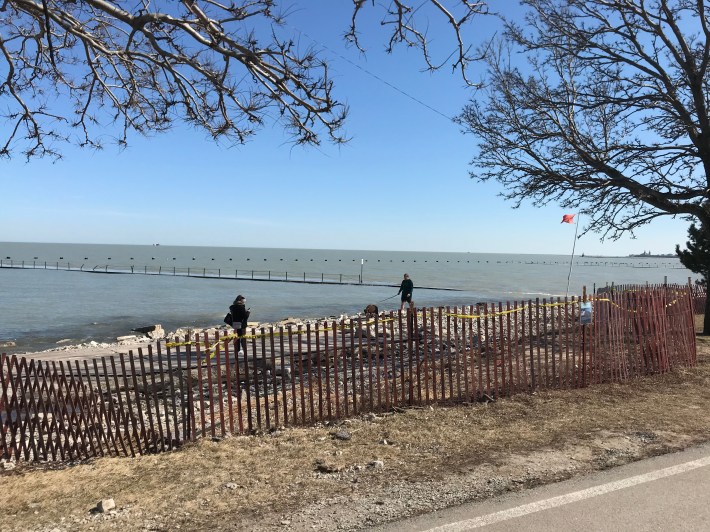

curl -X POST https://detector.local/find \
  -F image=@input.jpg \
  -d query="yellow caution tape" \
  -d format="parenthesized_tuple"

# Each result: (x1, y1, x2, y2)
(167, 291, 693, 355)
(165, 316, 397, 356)
(444, 293, 688, 319)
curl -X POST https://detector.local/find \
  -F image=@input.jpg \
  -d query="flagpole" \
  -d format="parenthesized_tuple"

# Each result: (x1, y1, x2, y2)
(566, 215, 580, 299)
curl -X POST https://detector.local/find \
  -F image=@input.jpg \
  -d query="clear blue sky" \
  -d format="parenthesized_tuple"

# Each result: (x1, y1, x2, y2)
(0, 1, 692, 256)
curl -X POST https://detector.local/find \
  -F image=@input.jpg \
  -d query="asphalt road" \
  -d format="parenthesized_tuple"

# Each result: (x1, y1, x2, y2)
(372, 442, 710, 531)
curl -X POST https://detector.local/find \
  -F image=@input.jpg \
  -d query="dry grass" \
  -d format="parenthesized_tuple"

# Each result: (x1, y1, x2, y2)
(2, 316, 709, 531)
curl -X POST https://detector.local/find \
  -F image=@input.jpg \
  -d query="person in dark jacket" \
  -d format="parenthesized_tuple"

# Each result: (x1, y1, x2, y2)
(229, 294, 250, 353)
(397, 273, 414, 310)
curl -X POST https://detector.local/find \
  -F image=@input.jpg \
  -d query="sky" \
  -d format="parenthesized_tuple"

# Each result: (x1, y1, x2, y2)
(0, 1, 694, 256)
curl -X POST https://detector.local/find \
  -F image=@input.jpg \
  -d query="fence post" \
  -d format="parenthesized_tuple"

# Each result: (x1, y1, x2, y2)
(528, 300, 535, 391)
(582, 286, 587, 387)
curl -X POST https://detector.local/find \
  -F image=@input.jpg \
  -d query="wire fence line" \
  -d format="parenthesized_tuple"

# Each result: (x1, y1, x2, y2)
(0, 260, 363, 283)
(1, 284, 704, 463)
(0, 261, 467, 291)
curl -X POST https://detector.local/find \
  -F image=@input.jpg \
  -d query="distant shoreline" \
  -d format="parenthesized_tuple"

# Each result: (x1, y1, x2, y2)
(1, 241, 680, 258)
(627, 254, 676, 258)
(580, 254, 677, 259)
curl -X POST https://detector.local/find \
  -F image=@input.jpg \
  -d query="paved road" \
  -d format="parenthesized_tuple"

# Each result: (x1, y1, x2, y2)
(373, 442, 710, 531)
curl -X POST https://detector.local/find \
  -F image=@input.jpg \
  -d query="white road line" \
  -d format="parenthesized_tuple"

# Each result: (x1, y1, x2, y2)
(426, 455, 710, 531)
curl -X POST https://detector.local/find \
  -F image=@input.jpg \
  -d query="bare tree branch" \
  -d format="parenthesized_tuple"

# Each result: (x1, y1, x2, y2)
(0, 0, 487, 160)
(347, 0, 488, 86)
(458, 0, 710, 241)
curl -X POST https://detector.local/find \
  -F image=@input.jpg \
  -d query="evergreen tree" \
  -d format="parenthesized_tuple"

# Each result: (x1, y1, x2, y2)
(676, 222, 710, 335)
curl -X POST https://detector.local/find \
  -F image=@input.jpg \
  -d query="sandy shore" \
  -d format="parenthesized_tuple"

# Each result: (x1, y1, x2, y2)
(6, 337, 166, 364)
(5, 312, 354, 363)
(5, 323, 237, 363)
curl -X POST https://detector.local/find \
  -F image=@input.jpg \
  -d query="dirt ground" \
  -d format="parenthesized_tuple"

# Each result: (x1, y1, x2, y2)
(2, 316, 709, 532)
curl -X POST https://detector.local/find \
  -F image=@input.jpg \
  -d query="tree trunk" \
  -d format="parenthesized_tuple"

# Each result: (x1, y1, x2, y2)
(704, 293, 710, 336)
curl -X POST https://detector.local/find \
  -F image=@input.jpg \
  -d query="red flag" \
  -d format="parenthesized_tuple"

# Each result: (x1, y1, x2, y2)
(561, 214, 576, 224)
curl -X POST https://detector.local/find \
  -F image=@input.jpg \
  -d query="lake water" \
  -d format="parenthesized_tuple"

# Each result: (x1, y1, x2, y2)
(0, 242, 697, 354)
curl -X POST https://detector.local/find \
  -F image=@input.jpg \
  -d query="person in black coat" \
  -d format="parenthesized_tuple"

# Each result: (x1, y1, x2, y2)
(229, 294, 250, 352)
(398, 273, 414, 310)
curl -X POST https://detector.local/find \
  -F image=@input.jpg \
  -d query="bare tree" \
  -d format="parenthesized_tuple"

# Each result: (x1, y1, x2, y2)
(457, 0, 710, 241)
(0, 0, 486, 160)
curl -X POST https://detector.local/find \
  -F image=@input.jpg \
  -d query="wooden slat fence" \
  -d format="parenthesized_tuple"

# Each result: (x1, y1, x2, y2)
(599, 282, 707, 313)
(0, 286, 701, 463)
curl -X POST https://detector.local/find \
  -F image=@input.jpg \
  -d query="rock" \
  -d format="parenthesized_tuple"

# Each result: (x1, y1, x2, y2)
(147, 325, 165, 339)
(97, 499, 116, 513)
(0, 340, 16, 347)
(354, 327, 375, 339)
(225, 483, 238, 490)
(132, 324, 159, 334)
(333, 430, 352, 441)
(172, 328, 193, 338)
(314, 459, 342, 473)
(369, 460, 384, 469)
(2, 461, 15, 470)
(477, 393, 495, 404)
